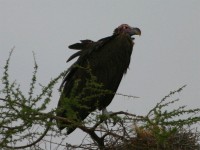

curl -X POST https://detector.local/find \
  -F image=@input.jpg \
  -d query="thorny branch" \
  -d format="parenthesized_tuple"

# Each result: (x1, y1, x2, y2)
(0, 95, 142, 149)
(1, 50, 200, 149)
(3, 119, 53, 149)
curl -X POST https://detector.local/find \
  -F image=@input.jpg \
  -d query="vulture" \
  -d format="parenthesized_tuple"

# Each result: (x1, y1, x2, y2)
(57, 24, 141, 134)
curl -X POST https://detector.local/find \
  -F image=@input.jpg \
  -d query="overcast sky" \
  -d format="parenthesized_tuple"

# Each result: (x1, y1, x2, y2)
(0, 0, 200, 146)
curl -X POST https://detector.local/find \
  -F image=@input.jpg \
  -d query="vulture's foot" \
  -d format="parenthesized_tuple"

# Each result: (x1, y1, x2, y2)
(102, 108, 114, 125)
(102, 108, 121, 126)
(102, 108, 113, 115)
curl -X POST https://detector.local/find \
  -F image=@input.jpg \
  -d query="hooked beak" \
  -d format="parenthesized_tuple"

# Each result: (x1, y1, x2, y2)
(130, 27, 141, 36)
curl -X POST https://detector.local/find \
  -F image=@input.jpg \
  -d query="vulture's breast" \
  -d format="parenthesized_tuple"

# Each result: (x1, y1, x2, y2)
(88, 34, 133, 88)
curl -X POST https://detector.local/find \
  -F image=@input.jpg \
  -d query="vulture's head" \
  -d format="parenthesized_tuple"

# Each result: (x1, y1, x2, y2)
(113, 24, 141, 39)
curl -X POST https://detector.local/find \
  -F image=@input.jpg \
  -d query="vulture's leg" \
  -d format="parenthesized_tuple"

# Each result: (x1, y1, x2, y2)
(102, 108, 113, 125)
(102, 108, 113, 115)
(102, 108, 120, 126)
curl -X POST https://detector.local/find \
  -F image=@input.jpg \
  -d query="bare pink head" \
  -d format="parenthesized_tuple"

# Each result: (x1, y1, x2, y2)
(113, 24, 141, 37)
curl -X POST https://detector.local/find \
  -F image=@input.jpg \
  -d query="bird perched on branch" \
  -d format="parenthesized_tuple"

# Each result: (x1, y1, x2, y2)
(57, 24, 141, 134)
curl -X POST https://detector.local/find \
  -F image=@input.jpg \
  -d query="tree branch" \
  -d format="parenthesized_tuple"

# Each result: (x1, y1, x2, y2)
(3, 118, 53, 149)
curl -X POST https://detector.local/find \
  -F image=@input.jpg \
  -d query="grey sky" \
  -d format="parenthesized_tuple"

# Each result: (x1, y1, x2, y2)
(0, 0, 200, 146)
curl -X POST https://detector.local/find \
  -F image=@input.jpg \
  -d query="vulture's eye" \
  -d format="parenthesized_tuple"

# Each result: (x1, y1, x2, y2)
(124, 26, 128, 29)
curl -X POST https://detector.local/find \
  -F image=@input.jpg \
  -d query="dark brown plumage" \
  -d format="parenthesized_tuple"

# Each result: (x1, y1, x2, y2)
(57, 24, 141, 134)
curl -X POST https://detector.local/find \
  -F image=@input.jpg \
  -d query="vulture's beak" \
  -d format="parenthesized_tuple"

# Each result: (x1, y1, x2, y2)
(130, 27, 141, 36)
(130, 27, 141, 40)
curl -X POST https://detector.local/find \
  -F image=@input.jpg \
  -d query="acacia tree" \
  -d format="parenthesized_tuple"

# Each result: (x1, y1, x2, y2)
(0, 50, 200, 150)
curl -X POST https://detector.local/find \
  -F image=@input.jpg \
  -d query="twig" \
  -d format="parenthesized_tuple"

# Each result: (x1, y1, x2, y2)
(4, 118, 52, 149)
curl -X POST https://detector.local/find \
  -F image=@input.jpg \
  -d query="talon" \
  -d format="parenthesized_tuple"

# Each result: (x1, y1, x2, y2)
(102, 108, 113, 115)
(102, 108, 113, 124)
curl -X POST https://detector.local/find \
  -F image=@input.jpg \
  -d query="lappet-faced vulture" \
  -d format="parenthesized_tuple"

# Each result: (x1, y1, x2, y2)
(57, 24, 141, 134)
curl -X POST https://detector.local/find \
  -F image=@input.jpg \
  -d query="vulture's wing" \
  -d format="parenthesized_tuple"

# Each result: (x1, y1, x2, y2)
(68, 39, 94, 50)
(66, 36, 116, 62)
(60, 35, 114, 90)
